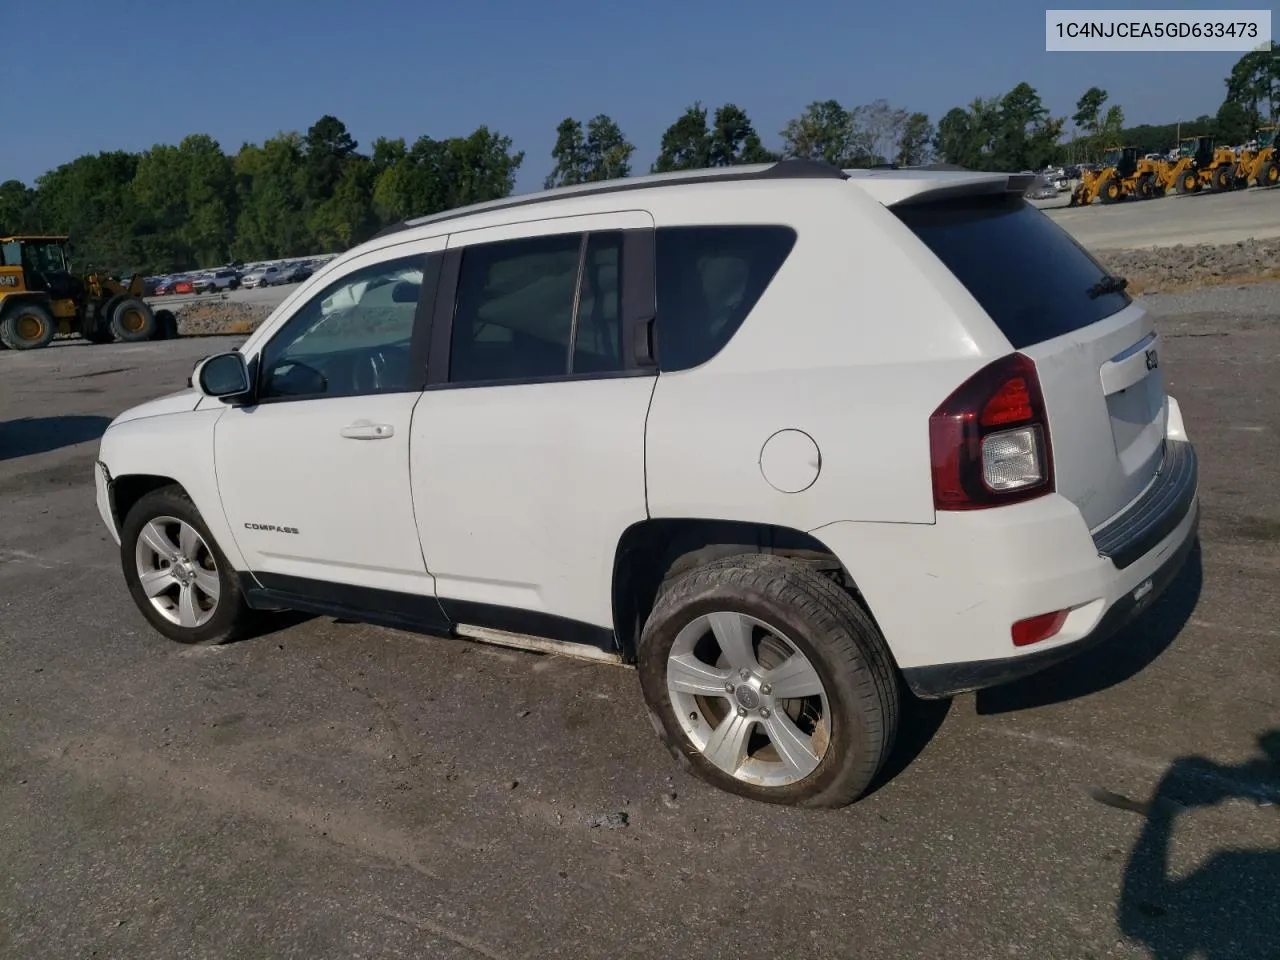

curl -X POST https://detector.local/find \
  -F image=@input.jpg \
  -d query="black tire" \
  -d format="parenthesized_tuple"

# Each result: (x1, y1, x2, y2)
(0, 302, 58, 350)
(1257, 161, 1279, 188)
(1209, 166, 1231, 192)
(152, 309, 178, 340)
(111, 297, 157, 342)
(119, 485, 256, 646)
(637, 554, 899, 808)
(1099, 178, 1121, 203)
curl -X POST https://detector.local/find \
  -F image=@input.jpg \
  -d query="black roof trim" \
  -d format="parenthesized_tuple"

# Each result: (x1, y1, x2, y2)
(371, 159, 848, 240)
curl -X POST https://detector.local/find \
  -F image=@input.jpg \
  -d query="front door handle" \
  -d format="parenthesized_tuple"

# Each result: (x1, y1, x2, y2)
(340, 421, 394, 440)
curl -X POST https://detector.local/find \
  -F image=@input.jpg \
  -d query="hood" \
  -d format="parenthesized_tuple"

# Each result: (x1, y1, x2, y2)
(109, 388, 202, 427)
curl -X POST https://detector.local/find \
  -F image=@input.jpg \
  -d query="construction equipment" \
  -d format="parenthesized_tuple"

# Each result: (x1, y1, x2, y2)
(1231, 126, 1279, 189)
(1068, 147, 1162, 206)
(1183, 137, 1240, 192)
(0, 235, 176, 350)
(1155, 138, 1212, 195)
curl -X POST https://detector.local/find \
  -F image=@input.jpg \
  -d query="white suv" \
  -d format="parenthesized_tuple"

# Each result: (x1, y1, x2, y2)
(94, 159, 1199, 808)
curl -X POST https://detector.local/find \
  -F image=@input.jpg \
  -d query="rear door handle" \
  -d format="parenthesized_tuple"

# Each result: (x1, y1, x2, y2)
(340, 421, 394, 440)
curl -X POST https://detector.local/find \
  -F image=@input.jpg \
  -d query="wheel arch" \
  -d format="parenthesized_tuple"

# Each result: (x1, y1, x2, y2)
(610, 517, 890, 666)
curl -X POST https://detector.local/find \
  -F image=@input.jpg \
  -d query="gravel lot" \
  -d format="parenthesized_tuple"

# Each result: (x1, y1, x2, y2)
(1, 281, 1277, 959)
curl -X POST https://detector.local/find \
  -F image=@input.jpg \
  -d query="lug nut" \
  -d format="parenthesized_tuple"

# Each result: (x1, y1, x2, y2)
(760, 684, 772, 696)
(739, 668, 751, 681)
(736, 706, 747, 718)
(760, 707, 772, 719)
(724, 682, 735, 694)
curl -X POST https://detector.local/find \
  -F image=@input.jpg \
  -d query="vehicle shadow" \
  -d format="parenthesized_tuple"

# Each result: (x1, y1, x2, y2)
(974, 538, 1203, 715)
(864, 677, 953, 798)
(1105, 730, 1280, 960)
(0, 415, 113, 462)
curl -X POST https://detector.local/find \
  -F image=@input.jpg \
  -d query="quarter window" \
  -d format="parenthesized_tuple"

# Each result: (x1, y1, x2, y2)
(653, 225, 797, 372)
(258, 254, 424, 401)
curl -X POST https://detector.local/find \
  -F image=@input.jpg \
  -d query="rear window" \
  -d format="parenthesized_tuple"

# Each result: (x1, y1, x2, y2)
(892, 193, 1131, 349)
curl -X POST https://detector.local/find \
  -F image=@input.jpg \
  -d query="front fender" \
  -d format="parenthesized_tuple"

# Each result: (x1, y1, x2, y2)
(96, 407, 248, 572)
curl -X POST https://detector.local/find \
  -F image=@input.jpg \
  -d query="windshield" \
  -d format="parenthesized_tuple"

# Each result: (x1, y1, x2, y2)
(26, 241, 68, 275)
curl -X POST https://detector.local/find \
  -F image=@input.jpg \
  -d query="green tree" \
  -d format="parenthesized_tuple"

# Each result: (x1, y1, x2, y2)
(653, 103, 713, 171)
(895, 112, 934, 165)
(780, 99, 859, 166)
(1072, 87, 1109, 135)
(546, 114, 634, 187)
(992, 82, 1064, 171)
(709, 104, 776, 165)
(0, 180, 36, 234)
(1222, 42, 1280, 130)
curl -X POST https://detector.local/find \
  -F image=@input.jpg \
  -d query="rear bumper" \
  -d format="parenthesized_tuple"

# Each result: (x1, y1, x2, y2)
(813, 435, 1200, 699)
(902, 493, 1198, 698)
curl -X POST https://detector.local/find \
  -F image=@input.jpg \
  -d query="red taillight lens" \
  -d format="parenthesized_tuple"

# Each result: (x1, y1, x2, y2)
(1012, 609, 1069, 647)
(929, 353, 1054, 510)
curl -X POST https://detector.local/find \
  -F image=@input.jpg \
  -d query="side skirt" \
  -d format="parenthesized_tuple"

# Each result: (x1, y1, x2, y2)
(238, 572, 624, 664)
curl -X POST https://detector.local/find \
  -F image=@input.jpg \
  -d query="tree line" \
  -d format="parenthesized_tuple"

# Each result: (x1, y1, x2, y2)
(1, 44, 1273, 275)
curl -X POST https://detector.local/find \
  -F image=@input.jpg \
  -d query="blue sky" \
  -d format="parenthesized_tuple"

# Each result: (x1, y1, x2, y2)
(7, 0, 1251, 193)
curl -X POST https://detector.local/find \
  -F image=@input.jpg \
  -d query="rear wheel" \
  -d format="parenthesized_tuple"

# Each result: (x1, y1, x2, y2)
(153, 308, 178, 340)
(0, 302, 58, 350)
(111, 297, 157, 342)
(120, 486, 256, 645)
(637, 554, 899, 808)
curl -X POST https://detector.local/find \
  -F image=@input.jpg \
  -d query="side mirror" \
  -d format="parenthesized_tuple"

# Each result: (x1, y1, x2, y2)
(192, 351, 252, 403)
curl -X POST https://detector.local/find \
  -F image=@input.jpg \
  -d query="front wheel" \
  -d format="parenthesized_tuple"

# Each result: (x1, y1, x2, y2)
(0, 302, 58, 350)
(637, 554, 899, 808)
(120, 486, 256, 645)
(111, 297, 157, 342)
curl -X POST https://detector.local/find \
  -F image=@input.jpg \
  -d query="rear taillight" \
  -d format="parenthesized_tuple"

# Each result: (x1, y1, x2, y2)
(929, 353, 1054, 510)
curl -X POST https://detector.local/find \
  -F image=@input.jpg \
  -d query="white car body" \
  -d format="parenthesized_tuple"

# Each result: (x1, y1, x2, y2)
(240, 266, 281, 289)
(95, 160, 1199, 801)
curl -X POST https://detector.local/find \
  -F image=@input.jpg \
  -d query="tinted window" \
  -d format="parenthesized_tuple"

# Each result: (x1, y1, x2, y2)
(259, 254, 424, 400)
(572, 232, 624, 374)
(448, 233, 582, 384)
(654, 226, 796, 372)
(892, 194, 1131, 349)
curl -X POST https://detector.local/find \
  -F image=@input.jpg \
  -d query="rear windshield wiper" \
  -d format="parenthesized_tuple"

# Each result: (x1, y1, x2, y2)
(1087, 274, 1128, 299)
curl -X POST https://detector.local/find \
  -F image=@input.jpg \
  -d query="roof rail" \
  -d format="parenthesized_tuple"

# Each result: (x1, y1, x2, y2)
(371, 158, 848, 240)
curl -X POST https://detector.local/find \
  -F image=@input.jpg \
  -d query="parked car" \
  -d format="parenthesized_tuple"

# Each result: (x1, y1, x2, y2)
(240, 265, 283, 289)
(194, 269, 241, 293)
(93, 159, 1199, 808)
(282, 261, 314, 284)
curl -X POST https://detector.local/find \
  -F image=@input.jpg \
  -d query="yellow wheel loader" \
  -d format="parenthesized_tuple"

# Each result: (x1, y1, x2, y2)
(1068, 147, 1162, 206)
(1155, 138, 1211, 195)
(0, 235, 177, 351)
(1232, 126, 1279, 189)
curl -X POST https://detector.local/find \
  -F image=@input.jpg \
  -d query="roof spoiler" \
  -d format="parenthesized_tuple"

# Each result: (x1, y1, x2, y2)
(886, 172, 1038, 207)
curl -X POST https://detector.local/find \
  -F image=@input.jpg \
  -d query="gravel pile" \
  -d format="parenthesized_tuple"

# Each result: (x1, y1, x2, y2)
(174, 301, 275, 337)
(1098, 237, 1280, 294)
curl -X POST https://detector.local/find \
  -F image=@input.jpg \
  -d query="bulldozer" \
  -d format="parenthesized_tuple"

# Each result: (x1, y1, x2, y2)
(1068, 146, 1162, 206)
(0, 235, 177, 350)
(1231, 126, 1279, 189)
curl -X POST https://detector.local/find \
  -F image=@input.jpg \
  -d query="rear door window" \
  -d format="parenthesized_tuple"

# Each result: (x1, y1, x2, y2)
(892, 193, 1132, 349)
